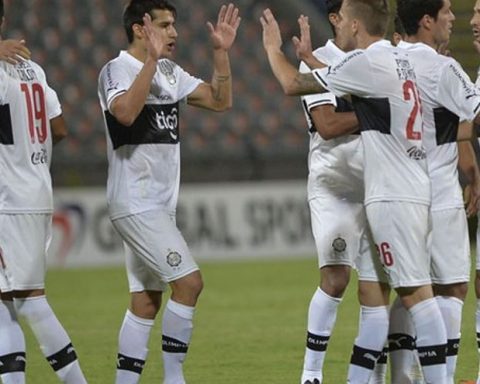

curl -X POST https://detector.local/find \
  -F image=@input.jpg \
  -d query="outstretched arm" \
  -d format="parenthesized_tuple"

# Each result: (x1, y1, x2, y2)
(188, 3, 241, 111)
(0, 39, 31, 64)
(293, 15, 326, 70)
(260, 8, 325, 96)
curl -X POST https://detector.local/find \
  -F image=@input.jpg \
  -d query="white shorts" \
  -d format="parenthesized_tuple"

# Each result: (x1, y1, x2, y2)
(0, 214, 51, 292)
(355, 229, 389, 283)
(309, 195, 367, 268)
(430, 208, 470, 284)
(366, 202, 431, 289)
(112, 210, 199, 293)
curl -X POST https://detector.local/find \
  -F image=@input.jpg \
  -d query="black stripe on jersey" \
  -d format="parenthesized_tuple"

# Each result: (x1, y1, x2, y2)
(474, 102, 480, 115)
(335, 97, 354, 113)
(312, 71, 328, 88)
(351, 96, 390, 134)
(433, 107, 459, 145)
(0, 104, 13, 145)
(105, 102, 179, 150)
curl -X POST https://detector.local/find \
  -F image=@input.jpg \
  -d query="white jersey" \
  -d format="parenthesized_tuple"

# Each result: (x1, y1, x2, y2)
(398, 41, 480, 210)
(0, 60, 61, 214)
(313, 40, 430, 206)
(300, 40, 363, 202)
(98, 51, 202, 220)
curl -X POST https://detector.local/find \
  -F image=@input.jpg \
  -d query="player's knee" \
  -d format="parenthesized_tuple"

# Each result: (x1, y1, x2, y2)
(320, 276, 349, 298)
(171, 272, 204, 304)
(434, 282, 468, 301)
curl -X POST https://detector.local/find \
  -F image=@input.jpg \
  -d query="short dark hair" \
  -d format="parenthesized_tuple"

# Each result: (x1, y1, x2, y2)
(0, 0, 4, 20)
(326, 0, 343, 14)
(396, 0, 443, 36)
(123, 0, 176, 43)
(326, 0, 343, 36)
(394, 14, 405, 36)
(344, 0, 389, 37)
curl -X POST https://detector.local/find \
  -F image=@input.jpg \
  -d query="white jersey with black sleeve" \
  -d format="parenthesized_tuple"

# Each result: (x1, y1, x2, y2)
(300, 40, 363, 202)
(0, 60, 62, 214)
(312, 40, 430, 206)
(98, 51, 202, 220)
(398, 41, 480, 211)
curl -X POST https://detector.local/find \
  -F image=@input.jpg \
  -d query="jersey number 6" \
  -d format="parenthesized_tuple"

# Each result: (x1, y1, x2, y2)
(20, 83, 47, 144)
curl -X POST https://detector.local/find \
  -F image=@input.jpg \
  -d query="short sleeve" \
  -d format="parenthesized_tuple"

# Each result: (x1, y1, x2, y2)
(299, 61, 337, 111)
(99, 61, 131, 111)
(175, 64, 203, 101)
(45, 85, 62, 119)
(312, 50, 372, 98)
(438, 59, 480, 121)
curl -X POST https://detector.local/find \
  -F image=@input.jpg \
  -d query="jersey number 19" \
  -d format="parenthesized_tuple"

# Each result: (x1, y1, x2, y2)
(20, 82, 47, 144)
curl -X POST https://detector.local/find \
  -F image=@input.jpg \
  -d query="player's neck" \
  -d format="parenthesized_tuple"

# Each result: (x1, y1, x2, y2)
(127, 43, 148, 63)
(405, 33, 436, 50)
(356, 34, 382, 49)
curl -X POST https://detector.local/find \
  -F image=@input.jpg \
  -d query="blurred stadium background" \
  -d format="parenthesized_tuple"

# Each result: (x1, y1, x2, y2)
(4, 1, 480, 382)
(4, 0, 477, 188)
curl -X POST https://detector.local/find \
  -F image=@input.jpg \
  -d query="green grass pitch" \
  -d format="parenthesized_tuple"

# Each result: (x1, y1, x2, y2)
(21, 257, 479, 383)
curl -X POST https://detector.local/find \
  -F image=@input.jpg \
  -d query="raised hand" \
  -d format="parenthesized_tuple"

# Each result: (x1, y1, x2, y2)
(292, 15, 313, 62)
(142, 13, 165, 61)
(260, 8, 283, 53)
(0, 39, 31, 64)
(207, 3, 241, 51)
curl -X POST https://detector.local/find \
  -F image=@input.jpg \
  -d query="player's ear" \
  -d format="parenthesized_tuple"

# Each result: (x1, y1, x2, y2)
(132, 23, 145, 40)
(419, 14, 433, 31)
(328, 13, 338, 27)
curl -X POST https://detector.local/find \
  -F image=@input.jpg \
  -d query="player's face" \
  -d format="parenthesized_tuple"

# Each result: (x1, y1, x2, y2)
(432, 0, 455, 46)
(471, 0, 480, 42)
(335, 4, 356, 51)
(150, 9, 178, 58)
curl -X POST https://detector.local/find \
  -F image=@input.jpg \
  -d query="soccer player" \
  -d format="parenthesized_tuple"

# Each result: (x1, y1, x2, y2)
(0, 0, 87, 383)
(295, 2, 389, 383)
(97, 1, 240, 383)
(261, 0, 453, 382)
(384, 1, 480, 382)
(470, 2, 480, 383)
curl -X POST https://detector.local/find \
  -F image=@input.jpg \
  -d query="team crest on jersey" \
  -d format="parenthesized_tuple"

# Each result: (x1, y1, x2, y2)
(166, 251, 182, 267)
(158, 60, 176, 85)
(332, 237, 347, 253)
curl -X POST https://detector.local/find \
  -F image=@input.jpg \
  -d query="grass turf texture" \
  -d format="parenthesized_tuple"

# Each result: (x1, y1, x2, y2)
(21, 258, 478, 383)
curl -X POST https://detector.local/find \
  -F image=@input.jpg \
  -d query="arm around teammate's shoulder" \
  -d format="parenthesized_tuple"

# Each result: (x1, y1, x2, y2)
(310, 104, 358, 140)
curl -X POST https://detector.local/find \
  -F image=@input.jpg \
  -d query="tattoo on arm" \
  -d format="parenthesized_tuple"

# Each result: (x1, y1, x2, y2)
(293, 73, 324, 94)
(213, 74, 231, 101)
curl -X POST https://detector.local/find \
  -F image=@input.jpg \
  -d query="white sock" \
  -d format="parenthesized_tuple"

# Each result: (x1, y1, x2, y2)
(116, 310, 154, 384)
(436, 296, 462, 383)
(388, 296, 418, 383)
(301, 288, 341, 383)
(409, 298, 447, 384)
(14, 296, 87, 384)
(368, 347, 387, 384)
(347, 305, 389, 384)
(162, 299, 195, 384)
(0, 300, 26, 384)
(476, 299, 480, 381)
